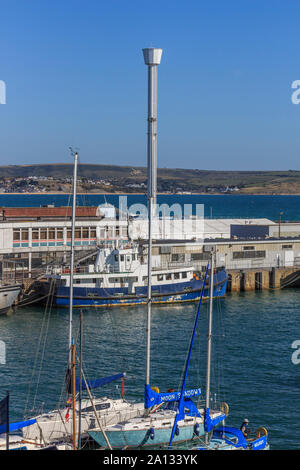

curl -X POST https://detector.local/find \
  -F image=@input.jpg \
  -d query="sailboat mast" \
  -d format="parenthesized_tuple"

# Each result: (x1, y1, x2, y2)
(205, 249, 214, 443)
(68, 150, 78, 362)
(72, 341, 77, 450)
(142, 48, 163, 387)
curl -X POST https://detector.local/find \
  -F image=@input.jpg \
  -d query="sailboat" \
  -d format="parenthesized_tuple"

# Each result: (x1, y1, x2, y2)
(0, 391, 73, 450)
(87, 264, 226, 449)
(19, 150, 144, 447)
(87, 47, 227, 450)
(189, 250, 269, 451)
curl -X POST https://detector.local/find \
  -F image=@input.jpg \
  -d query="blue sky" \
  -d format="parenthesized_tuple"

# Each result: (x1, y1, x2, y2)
(1, 0, 300, 170)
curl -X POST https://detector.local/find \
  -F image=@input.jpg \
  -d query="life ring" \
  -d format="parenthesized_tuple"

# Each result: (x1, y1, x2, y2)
(151, 386, 160, 394)
(256, 427, 268, 438)
(220, 402, 229, 416)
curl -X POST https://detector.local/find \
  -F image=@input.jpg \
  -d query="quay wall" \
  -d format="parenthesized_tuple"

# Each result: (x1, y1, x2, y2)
(226, 267, 300, 292)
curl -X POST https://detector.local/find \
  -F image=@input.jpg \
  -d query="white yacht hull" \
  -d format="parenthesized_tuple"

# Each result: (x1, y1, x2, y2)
(22, 398, 144, 444)
(0, 284, 21, 315)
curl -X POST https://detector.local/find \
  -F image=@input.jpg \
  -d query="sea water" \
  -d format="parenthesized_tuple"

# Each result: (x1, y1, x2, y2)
(0, 289, 299, 450)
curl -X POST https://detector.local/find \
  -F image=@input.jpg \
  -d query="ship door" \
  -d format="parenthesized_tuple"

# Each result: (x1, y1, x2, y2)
(125, 254, 131, 271)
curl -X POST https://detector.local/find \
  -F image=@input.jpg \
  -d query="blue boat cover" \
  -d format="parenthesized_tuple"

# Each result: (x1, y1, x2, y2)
(75, 372, 124, 392)
(204, 407, 227, 433)
(213, 426, 248, 449)
(0, 418, 37, 435)
(144, 384, 201, 409)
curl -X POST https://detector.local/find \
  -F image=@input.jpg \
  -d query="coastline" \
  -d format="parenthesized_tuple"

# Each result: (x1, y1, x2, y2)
(1, 192, 300, 196)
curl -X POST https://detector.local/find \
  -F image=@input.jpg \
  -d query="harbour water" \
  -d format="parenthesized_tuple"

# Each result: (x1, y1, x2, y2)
(0, 289, 299, 450)
(1, 193, 300, 221)
(0, 194, 300, 450)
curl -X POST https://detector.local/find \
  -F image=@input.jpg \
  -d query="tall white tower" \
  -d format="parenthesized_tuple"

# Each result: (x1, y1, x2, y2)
(142, 47, 163, 389)
(142, 48, 163, 205)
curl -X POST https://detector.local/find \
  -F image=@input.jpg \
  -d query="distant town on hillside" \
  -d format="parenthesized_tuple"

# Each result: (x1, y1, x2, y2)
(0, 163, 300, 194)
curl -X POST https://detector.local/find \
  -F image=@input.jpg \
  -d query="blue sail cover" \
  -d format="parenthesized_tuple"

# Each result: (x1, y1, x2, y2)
(75, 372, 124, 392)
(204, 408, 227, 432)
(0, 418, 36, 435)
(144, 384, 201, 409)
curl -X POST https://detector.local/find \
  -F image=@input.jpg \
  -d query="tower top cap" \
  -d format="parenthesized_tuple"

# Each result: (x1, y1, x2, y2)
(142, 48, 163, 65)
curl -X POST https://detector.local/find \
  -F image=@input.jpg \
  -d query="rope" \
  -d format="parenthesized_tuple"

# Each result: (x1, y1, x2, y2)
(31, 278, 56, 411)
(24, 277, 56, 416)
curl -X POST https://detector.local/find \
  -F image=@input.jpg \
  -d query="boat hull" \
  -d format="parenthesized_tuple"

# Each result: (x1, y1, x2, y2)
(22, 399, 145, 443)
(41, 270, 227, 308)
(89, 422, 205, 449)
(0, 284, 21, 316)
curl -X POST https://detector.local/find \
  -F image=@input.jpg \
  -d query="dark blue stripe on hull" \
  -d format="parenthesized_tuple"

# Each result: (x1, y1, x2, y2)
(55, 279, 227, 308)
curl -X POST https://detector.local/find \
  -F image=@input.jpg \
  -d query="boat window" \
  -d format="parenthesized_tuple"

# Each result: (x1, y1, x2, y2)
(182, 272, 187, 279)
(174, 273, 180, 280)
(73, 278, 96, 284)
(82, 403, 111, 412)
(120, 255, 124, 262)
(157, 274, 163, 281)
(166, 273, 172, 280)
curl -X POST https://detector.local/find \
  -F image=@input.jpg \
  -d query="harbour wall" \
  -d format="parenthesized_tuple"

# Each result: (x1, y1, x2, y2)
(226, 267, 300, 292)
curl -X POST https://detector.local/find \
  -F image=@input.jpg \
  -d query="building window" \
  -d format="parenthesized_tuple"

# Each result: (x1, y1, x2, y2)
(191, 252, 210, 261)
(13, 229, 21, 241)
(21, 229, 29, 241)
(40, 229, 47, 240)
(243, 246, 255, 251)
(32, 229, 39, 240)
(282, 245, 293, 249)
(48, 230, 55, 240)
(57, 229, 64, 239)
(232, 251, 265, 260)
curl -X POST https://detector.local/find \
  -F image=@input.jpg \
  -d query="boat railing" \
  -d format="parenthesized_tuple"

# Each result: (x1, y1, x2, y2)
(152, 262, 193, 271)
(45, 265, 92, 275)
